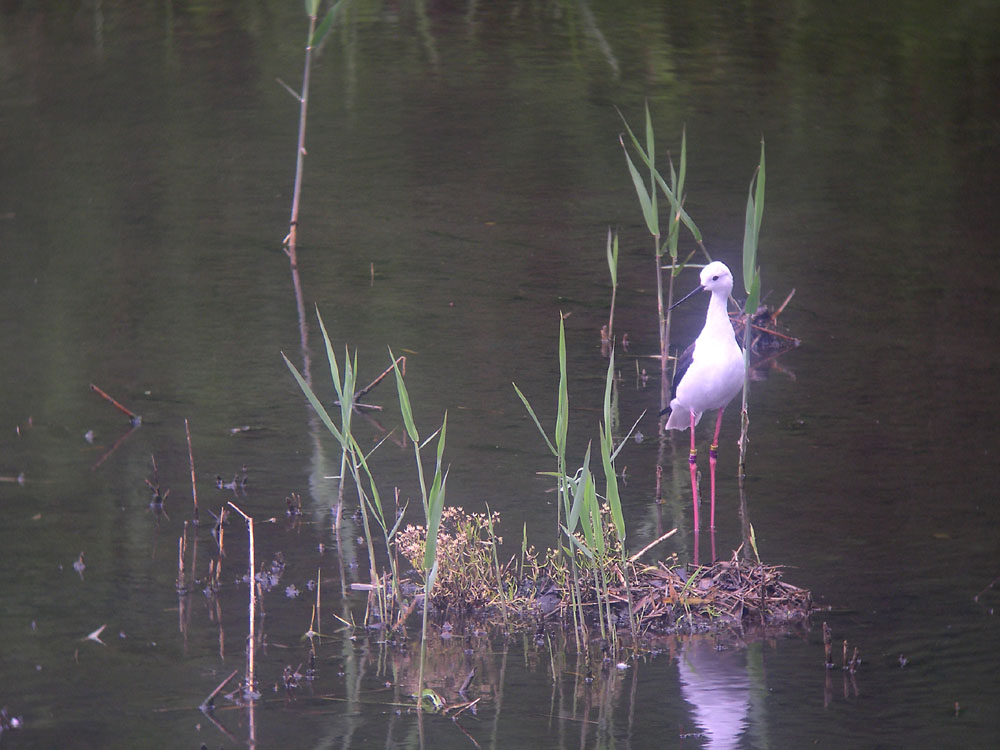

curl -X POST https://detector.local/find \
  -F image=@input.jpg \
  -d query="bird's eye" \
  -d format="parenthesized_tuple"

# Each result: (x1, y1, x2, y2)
(712, 275, 719, 281)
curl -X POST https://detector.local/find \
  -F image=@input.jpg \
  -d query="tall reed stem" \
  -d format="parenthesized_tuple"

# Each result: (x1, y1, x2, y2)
(227, 501, 256, 699)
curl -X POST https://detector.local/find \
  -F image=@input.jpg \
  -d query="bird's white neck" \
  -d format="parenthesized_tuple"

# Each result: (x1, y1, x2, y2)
(704, 289, 733, 337)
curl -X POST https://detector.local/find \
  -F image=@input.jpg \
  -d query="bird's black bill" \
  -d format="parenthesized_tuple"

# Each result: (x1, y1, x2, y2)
(668, 282, 704, 311)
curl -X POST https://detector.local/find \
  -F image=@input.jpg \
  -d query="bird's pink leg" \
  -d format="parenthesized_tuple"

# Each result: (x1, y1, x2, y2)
(709, 408, 725, 531)
(689, 410, 699, 533)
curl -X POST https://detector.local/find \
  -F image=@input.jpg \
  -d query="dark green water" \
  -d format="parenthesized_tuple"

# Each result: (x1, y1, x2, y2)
(1, 1, 998, 747)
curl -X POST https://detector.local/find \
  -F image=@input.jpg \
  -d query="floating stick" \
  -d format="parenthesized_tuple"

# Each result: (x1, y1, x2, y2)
(200, 668, 239, 712)
(353, 356, 405, 402)
(89, 383, 141, 425)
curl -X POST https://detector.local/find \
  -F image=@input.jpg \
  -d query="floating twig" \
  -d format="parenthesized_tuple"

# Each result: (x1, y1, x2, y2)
(89, 383, 141, 425)
(200, 668, 239, 713)
(627, 528, 678, 563)
(352, 356, 405, 403)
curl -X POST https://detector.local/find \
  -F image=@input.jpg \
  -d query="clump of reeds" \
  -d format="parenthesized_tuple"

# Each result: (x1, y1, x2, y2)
(284, 311, 406, 631)
(618, 104, 708, 412)
(514, 318, 644, 656)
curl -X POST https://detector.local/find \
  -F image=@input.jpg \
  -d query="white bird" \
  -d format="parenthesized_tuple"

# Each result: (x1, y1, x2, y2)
(662, 261, 745, 533)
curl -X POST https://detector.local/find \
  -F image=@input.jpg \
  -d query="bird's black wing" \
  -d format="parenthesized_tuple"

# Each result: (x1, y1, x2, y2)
(658, 340, 696, 416)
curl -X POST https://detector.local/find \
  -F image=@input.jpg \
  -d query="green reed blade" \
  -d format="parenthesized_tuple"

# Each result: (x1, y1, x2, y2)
(754, 139, 766, 244)
(600, 423, 625, 546)
(678, 126, 688, 198)
(283, 353, 346, 446)
(555, 316, 569, 459)
(622, 144, 659, 237)
(311, 0, 344, 46)
(566, 443, 592, 536)
(512, 383, 557, 456)
(606, 227, 618, 288)
(389, 348, 420, 443)
(424, 468, 448, 572)
(584, 471, 605, 559)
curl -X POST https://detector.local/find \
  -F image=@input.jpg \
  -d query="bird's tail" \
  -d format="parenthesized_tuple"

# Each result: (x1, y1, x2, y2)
(663, 401, 693, 431)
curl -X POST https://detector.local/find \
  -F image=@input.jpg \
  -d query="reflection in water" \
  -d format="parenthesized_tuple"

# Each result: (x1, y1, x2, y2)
(679, 638, 751, 749)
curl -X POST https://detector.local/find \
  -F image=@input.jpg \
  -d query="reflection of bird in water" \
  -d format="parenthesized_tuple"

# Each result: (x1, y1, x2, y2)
(662, 261, 744, 534)
(678, 638, 751, 749)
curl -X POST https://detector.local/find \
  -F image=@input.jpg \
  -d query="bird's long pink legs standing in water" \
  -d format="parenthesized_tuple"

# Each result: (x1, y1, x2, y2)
(690, 406, 726, 565)
(688, 412, 715, 565)
(709, 407, 725, 531)
(688, 410, 700, 532)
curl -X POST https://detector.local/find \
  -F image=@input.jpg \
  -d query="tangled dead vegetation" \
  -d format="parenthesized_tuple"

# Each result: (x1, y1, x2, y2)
(392, 508, 811, 637)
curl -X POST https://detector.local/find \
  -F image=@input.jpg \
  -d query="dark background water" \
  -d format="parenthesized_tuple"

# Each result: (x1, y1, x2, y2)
(1, 1, 999, 748)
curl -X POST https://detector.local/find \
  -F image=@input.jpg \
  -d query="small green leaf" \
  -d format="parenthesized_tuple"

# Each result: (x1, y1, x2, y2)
(599, 423, 625, 546)
(566, 444, 593, 535)
(606, 228, 618, 287)
(621, 145, 659, 237)
(311, 0, 344, 47)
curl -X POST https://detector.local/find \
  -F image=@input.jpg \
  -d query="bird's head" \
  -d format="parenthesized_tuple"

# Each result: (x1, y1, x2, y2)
(670, 261, 736, 311)
(699, 261, 734, 295)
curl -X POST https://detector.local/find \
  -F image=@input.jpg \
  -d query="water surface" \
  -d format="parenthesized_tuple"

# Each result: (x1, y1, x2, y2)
(1, 1, 998, 747)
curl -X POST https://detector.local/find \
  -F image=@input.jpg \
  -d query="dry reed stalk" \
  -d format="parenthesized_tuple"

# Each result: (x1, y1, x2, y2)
(89, 383, 141, 423)
(176, 523, 187, 593)
(227, 501, 257, 698)
(185, 419, 199, 524)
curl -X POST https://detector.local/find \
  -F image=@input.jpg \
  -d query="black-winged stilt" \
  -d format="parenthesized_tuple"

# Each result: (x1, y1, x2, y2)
(662, 261, 744, 533)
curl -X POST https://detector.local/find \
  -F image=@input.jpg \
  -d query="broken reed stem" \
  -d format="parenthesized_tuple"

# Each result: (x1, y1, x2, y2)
(228, 501, 257, 698)
(89, 383, 141, 424)
(283, 10, 317, 269)
(200, 668, 240, 712)
(353, 355, 405, 402)
(185, 419, 199, 525)
(315, 566, 321, 637)
(627, 528, 678, 563)
(280, 10, 319, 363)
(176, 522, 187, 593)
